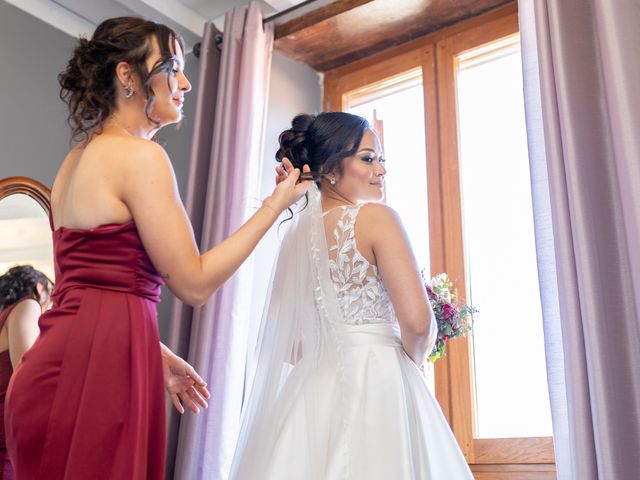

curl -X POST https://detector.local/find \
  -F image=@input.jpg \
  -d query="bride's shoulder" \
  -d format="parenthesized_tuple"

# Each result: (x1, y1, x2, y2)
(356, 203, 404, 238)
(358, 203, 401, 222)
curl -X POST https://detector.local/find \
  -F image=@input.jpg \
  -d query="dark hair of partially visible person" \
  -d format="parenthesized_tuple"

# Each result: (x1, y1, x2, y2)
(0, 266, 53, 312)
(276, 112, 371, 182)
(58, 16, 185, 142)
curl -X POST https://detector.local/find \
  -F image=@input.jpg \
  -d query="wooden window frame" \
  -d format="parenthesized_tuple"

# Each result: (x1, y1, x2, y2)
(324, 3, 556, 477)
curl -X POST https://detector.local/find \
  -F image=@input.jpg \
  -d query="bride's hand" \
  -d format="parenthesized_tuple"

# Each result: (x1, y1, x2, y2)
(161, 344, 210, 414)
(266, 158, 311, 213)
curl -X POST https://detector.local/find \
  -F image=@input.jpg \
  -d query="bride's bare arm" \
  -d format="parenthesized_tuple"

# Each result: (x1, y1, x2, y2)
(357, 204, 437, 365)
(118, 139, 309, 306)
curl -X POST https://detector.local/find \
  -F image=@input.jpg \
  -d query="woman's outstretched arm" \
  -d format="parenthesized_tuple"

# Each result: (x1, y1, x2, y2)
(118, 139, 310, 306)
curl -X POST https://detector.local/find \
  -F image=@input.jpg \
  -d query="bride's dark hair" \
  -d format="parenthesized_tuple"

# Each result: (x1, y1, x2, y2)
(58, 16, 184, 141)
(276, 112, 371, 184)
(275, 112, 370, 221)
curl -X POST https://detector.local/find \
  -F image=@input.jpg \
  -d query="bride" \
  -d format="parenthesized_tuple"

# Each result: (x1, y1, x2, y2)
(230, 112, 473, 479)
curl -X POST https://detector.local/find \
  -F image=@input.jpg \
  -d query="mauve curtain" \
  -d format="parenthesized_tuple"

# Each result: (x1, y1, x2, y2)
(164, 20, 221, 479)
(166, 3, 274, 479)
(519, 1, 640, 478)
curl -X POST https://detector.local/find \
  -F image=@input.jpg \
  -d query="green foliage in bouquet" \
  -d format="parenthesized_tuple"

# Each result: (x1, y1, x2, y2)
(424, 273, 476, 363)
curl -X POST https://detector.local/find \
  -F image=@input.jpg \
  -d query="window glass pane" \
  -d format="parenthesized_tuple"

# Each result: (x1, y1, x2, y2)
(347, 71, 430, 274)
(456, 37, 553, 438)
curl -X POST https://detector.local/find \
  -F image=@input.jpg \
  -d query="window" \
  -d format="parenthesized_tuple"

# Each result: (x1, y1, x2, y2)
(346, 69, 430, 273)
(324, 4, 556, 477)
(456, 37, 552, 440)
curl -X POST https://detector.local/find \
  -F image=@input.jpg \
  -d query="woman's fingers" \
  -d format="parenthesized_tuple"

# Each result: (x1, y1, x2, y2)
(171, 393, 185, 415)
(185, 365, 206, 387)
(282, 157, 295, 174)
(295, 164, 312, 192)
(189, 386, 209, 409)
(275, 165, 288, 185)
(195, 382, 211, 399)
(287, 167, 301, 184)
(180, 391, 201, 414)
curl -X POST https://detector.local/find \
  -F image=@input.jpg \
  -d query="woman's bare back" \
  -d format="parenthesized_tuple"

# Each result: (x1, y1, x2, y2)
(51, 134, 145, 231)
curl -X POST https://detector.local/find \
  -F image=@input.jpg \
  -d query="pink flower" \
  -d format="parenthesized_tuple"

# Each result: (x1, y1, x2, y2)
(425, 285, 436, 298)
(442, 303, 456, 320)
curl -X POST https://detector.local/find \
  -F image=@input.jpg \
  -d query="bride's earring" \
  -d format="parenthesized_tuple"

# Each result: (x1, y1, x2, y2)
(330, 175, 336, 185)
(124, 83, 135, 99)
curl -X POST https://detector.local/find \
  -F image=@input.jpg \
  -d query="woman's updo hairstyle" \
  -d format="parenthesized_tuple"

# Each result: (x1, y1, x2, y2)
(276, 112, 371, 184)
(0, 265, 52, 312)
(58, 16, 184, 141)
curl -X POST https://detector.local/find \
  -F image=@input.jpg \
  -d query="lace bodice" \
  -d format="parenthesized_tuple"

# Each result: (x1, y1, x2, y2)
(324, 204, 398, 326)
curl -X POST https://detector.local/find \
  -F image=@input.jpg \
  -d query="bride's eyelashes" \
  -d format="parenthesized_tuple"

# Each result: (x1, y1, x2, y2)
(360, 155, 386, 164)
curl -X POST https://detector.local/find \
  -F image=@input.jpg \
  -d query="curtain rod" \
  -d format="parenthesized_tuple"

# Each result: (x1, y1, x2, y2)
(193, 0, 321, 58)
(262, 0, 319, 24)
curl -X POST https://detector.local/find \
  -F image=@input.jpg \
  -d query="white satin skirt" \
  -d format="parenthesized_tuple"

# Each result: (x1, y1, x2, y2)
(235, 323, 473, 480)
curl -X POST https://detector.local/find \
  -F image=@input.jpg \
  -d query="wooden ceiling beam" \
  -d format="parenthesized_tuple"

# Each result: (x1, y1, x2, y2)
(273, 0, 516, 71)
(274, 0, 373, 39)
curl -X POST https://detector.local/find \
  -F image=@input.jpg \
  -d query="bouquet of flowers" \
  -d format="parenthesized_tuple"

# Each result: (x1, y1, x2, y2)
(424, 273, 476, 363)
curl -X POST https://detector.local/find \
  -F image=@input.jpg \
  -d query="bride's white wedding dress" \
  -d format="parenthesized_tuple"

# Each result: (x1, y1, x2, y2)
(230, 185, 472, 479)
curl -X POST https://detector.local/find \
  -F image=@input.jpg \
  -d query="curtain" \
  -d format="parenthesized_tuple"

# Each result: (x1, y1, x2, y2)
(519, 1, 640, 478)
(167, 3, 274, 478)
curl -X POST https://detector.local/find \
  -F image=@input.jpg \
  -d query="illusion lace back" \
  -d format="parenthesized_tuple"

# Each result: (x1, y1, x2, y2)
(231, 191, 473, 480)
(324, 205, 397, 326)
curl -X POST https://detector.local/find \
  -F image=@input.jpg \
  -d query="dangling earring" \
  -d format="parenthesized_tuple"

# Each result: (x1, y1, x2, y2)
(330, 175, 336, 185)
(124, 83, 134, 99)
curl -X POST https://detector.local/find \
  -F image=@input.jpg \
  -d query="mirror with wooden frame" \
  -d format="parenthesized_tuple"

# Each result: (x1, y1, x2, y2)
(0, 177, 54, 281)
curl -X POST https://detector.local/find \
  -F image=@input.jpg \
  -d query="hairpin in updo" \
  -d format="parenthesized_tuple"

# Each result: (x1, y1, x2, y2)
(298, 172, 328, 182)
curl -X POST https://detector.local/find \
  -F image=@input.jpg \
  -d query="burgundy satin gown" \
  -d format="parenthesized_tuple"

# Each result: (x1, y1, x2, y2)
(5, 219, 166, 479)
(0, 297, 35, 480)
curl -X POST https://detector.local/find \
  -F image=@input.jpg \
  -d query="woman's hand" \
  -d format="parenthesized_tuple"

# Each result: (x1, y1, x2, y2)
(266, 158, 311, 213)
(275, 163, 288, 185)
(160, 343, 210, 414)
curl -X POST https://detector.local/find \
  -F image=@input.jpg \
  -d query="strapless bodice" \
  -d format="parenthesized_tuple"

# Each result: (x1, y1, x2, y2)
(51, 221, 163, 305)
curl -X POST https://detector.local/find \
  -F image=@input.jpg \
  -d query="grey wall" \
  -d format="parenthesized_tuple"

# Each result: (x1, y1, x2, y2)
(0, 1, 76, 186)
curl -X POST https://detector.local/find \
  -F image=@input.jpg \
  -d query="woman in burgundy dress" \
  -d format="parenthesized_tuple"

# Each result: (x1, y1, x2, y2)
(5, 17, 310, 479)
(0, 266, 52, 479)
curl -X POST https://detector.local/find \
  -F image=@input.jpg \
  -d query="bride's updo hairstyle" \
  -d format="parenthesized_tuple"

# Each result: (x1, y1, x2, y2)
(58, 17, 184, 141)
(276, 112, 371, 186)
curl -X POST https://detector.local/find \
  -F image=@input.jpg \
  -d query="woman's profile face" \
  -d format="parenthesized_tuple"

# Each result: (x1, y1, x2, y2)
(333, 129, 386, 203)
(146, 37, 191, 127)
